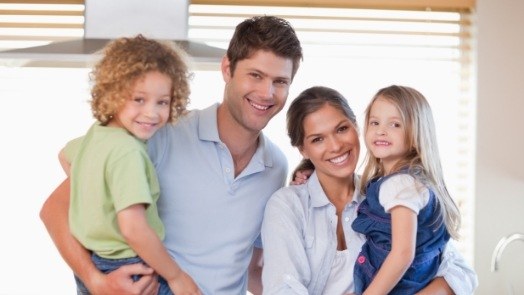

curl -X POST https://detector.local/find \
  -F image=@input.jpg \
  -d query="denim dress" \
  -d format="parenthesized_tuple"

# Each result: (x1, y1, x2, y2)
(351, 172, 450, 294)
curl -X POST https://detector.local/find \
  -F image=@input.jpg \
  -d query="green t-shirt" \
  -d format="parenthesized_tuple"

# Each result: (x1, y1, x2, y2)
(64, 123, 164, 259)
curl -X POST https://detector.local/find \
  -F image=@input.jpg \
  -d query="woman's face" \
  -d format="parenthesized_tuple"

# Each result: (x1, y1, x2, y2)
(299, 103, 360, 182)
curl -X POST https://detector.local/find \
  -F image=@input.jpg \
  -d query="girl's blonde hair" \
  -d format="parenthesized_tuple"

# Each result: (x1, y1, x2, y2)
(360, 85, 461, 239)
(90, 34, 192, 125)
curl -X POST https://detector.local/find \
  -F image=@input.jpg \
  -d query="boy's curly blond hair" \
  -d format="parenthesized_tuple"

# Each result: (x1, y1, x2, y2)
(90, 35, 192, 125)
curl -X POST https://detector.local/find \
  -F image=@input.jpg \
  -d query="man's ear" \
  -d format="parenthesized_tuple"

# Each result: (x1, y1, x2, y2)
(221, 55, 231, 83)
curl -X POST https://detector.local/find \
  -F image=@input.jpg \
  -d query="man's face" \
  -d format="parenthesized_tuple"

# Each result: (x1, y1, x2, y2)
(221, 50, 293, 134)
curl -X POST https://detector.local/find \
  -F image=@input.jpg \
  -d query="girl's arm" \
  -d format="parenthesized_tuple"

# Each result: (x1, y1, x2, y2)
(363, 206, 417, 295)
(117, 204, 201, 295)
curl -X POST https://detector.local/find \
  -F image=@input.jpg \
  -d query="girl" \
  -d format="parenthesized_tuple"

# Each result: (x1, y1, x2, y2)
(59, 35, 201, 295)
(352, 85, 461, 294)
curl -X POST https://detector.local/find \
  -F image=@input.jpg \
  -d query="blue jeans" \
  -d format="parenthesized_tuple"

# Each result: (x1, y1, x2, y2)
(75, 253, 172, 295)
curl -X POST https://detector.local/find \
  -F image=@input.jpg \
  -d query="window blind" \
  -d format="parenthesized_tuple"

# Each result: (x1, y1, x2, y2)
(187, 3, 476, 264)
(0, 0, 476, 265)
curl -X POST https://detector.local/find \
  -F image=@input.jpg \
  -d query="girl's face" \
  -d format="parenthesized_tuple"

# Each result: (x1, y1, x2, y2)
(365, 96, 409, 174)
(109, 71, 172, 141)
(299, 103, 360, 182)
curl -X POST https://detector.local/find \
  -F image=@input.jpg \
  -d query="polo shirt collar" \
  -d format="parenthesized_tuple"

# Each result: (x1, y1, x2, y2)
(197, 103, 274, 169)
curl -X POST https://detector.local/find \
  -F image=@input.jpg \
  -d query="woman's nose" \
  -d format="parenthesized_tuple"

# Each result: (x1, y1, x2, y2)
(328, 136, 342, 151)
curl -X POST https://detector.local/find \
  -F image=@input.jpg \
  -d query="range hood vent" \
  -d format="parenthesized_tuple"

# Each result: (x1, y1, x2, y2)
(0, 0, 225, 64)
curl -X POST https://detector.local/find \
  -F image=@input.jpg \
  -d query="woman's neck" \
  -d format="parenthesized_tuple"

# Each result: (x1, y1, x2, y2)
(318, 174, 356, 212)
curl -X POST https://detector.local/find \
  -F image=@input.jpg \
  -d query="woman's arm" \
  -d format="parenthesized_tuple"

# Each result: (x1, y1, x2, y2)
(39, 178, 158, 295)
(418, 241, 478, 295)
(261, 193, 311, 295)
(363, 206, 417, 295)
(117, 204, 201, 294)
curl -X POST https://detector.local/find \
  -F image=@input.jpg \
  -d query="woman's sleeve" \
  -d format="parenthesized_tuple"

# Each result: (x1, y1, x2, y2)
(261, 189, 311, 295)
(435, 241, 478, 294)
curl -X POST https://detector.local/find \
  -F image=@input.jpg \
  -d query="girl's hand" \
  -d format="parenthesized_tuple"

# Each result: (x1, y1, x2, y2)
(168, 271, 201, 295)
(290, 169, 313, 185)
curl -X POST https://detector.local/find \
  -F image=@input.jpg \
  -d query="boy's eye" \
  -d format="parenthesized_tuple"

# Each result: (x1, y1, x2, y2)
(158, 99, 170, 106)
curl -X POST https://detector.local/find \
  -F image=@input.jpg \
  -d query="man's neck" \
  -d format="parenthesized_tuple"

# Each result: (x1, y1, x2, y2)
(217, 104, 260, 177)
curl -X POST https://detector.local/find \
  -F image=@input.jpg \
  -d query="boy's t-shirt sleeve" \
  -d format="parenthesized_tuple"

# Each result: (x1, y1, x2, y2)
(63, 136, 85, 163)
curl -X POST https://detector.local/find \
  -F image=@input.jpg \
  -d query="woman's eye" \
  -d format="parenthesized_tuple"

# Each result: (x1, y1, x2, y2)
(338, 126, 348, 133)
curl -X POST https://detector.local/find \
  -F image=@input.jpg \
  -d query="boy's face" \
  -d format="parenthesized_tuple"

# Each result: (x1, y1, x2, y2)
(109, 71, 172, 141)
(221, 49, 293, 134)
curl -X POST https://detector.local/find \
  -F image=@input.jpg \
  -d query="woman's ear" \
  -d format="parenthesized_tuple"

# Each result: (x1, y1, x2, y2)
(298, 146, 309, 160)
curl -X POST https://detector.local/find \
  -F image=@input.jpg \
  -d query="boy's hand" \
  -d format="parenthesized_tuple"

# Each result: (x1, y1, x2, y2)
(168, 271, 201, 295)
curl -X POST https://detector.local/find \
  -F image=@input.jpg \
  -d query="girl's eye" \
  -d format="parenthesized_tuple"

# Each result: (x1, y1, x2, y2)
(369, 121, 378, 126)
(133, 97, 144, 104)
(391, 122, 401, 128)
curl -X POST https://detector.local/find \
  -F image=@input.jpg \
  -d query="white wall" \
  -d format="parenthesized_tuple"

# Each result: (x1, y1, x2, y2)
(475, 0, 524, 294)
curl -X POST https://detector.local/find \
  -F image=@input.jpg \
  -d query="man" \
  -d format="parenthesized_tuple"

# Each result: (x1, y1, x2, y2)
(41, 16, 301, 295)
(41, 16, 475, 295)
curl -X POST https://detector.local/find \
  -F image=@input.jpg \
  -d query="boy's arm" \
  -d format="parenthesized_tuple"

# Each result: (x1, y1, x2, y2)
(363, 206, 417, 295)
(39, 178, 158, 295)
(117, 204, 200, 294)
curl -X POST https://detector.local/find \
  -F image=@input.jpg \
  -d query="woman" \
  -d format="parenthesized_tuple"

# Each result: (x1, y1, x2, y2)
(261, 86, 477, 294)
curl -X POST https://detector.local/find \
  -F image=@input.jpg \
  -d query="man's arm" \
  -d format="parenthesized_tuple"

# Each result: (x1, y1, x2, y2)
(39, 178, 158, 295)
(248, 247, 263, 295)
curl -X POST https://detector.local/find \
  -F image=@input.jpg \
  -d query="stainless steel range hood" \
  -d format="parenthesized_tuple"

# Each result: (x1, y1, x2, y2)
(0, 0, 225, 64)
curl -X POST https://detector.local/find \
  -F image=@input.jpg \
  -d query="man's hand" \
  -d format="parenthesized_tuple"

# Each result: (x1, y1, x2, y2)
(88, 263, 159, 295)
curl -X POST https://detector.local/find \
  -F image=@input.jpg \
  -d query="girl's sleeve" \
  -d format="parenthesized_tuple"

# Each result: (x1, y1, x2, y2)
(379, 174, 430, 214)
(435, 241, 478, 294)
(261, 189, 311, 295)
